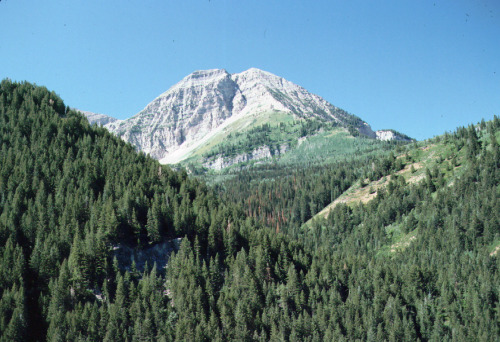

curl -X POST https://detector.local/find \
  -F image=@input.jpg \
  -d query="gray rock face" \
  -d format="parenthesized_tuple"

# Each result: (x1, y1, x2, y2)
(106, 69, 239, 161)
(102, 68, 375, 164)
(203, 143, 289, 170)
(375, 129, 413, 142)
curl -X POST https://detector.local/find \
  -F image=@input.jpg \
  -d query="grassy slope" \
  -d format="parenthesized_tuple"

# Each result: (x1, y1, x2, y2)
(307, 139, 470, 222)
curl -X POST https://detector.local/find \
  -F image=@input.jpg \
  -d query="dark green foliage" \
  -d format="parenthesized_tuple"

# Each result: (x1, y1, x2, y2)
(0, 80, 499, 341)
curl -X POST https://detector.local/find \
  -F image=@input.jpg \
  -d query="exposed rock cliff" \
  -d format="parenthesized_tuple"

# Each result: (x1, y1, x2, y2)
(203, 144, 289, 170)
(375, 129, 413, 142)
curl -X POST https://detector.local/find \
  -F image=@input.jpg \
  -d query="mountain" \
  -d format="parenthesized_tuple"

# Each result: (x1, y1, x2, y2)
(93, 68, 411, 168)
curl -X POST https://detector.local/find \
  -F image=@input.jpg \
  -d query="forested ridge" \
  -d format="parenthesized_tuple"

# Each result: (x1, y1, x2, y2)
(0, 80, 498, 341)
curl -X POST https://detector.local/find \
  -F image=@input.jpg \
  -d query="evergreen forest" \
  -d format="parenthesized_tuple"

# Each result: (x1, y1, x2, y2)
(0, 80, 499, 341)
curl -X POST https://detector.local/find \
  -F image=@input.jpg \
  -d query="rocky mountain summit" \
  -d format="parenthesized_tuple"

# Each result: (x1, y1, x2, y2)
(81, 68, 411, 166)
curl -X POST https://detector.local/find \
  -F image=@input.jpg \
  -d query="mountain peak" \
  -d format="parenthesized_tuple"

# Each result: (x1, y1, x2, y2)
(239, 67, 276, 76)
(102, 68, 386, 164)
(231, 68, 283, 85)
(166, 68, 230, 92)
(188, 68, 229, 78)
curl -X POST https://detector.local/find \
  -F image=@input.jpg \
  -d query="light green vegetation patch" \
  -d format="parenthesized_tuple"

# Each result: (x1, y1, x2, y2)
(277, 129, 395, 167)
(489, 240, 500, 256)
(377, 225, 418, 257)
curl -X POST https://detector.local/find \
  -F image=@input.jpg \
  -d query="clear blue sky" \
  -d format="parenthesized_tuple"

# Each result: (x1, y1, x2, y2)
(1, 0, 499, 140)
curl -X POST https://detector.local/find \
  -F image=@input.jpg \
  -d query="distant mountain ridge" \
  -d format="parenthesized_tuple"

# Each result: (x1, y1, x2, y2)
(78, 110, 120, 126)
(81, 68, 412, 166)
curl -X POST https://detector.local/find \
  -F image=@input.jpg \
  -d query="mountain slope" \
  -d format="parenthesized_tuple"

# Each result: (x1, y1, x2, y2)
(306, 123, 499, 230)
(99, 68, 409, 167)
(213, 115, 500, 340)
(1, 80, 498, 341)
